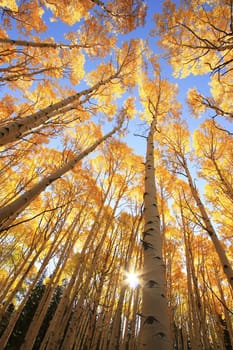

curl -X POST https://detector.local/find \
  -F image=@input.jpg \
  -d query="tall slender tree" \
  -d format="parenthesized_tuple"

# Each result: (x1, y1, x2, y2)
(139, 112, 171, 349)
(137, 64, 179, 349)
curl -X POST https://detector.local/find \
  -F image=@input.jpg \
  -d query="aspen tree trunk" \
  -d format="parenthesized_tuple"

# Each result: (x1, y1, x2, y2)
(179, 197, 203, 350)
(125, 220, 142, 350)
(0, 72, 121, 146)
(0, 232, 64, 349)
(20, 215, 82, 350)
(183, 228, 205, 349)
(211, 157, 233, 201)
(110, 217, 141, 350)
(215, 271, 233, 347)
(139, 117, 171, 349)
(0, 239, 48, 321)
(182, 158, 233, 289)
(0, 37, 86, 49)
(0, 120, 123, 231)
(129, 286, 140, 350)
(190, 253, 210, 349)
(109, 285, 126, 349)
(183, 233, 198, 349)
(60, 195, 123, 350)
(0, 245, 35, 306)
(42, 183, 113, 348)
(0, 66, 63, 83)
(120, 289, 134, 350)
(90, 277, 118, 350)
(99, 265, 123, 350)
(86, 236, 117, 349)
(74, 313, 89, 350)
(39, 183, 114, 350)
(39, 240, 95, 350)
(0, 203, 69, 307)
(0, 203, 69, 306)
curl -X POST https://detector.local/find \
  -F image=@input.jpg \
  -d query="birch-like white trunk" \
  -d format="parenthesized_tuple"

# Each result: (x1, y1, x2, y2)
(0, 37, 86, 49)
(0, 72, 120, 146)
(183, 158, 233, 289)
(139, 118, 171, 349)
(0, 121, 123, 231)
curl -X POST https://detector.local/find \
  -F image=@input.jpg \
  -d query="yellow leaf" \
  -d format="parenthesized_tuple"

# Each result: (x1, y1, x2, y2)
(1, 0, 18, 11)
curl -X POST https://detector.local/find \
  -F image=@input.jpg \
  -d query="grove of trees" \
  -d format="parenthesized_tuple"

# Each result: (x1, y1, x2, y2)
(0, 0, 232, 349)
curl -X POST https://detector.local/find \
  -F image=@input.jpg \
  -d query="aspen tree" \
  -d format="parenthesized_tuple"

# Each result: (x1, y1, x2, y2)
(19, 208, 89, 350)
(155, 0, 233, 78)
(137, 60, 179, 349)
(0, 71, 125, 146)
(0, 198, 76, 345)
(179, 195, 207, 349)
(109, 242, 134, 349)
(59, 174, 132, 350)
(160, 120, 233, 289)
(155, 0, 233, 132)
(85, 236, 118, 350)
(215, 270, 233, 347)
(47, 183, 112, 343)
(0, 117, 124, 231)
(193, 119, 233, 203)
(39, 163, 125, 349)
(179, 148, 233, 290)
(139, 112, 171, 349)
(0, 216, 70, 349)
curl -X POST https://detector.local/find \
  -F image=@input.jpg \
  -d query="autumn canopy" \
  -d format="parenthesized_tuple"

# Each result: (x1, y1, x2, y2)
(0, 1, 232, 349)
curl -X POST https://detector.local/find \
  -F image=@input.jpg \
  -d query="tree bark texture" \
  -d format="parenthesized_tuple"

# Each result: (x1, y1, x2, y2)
(139, 117, 171, 349)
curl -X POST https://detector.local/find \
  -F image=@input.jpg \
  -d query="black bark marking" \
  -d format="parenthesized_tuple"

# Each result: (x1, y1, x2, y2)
(154, 256, 161, 260)
(141, 240, 153, 250)
(144, 316, 159, 324)
(146, 221, 153, 224)
(224, 265, 228, 269)
(146, 280, 158, 288)
(143, 192, 149, 196)
(161, 294, 165, 298)
(142, 231, 152, 238)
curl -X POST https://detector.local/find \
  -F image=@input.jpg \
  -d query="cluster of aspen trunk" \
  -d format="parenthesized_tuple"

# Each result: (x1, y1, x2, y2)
(0, 1, 233, 349)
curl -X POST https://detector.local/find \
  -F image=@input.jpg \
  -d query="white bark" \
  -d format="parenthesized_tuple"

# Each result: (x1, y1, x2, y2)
(0, 72, 120, 146)
(139, 117, 171, 349)
(0, 120, 123, 231)
(183, 158, 233, 289)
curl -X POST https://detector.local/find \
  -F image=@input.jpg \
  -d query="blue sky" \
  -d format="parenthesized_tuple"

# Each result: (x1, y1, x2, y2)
(116, 0, 212, 155)
(2, 0, 222, 156)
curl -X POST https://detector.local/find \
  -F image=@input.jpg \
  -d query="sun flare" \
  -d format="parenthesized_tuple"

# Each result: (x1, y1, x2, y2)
(125, 271, 139, 288)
